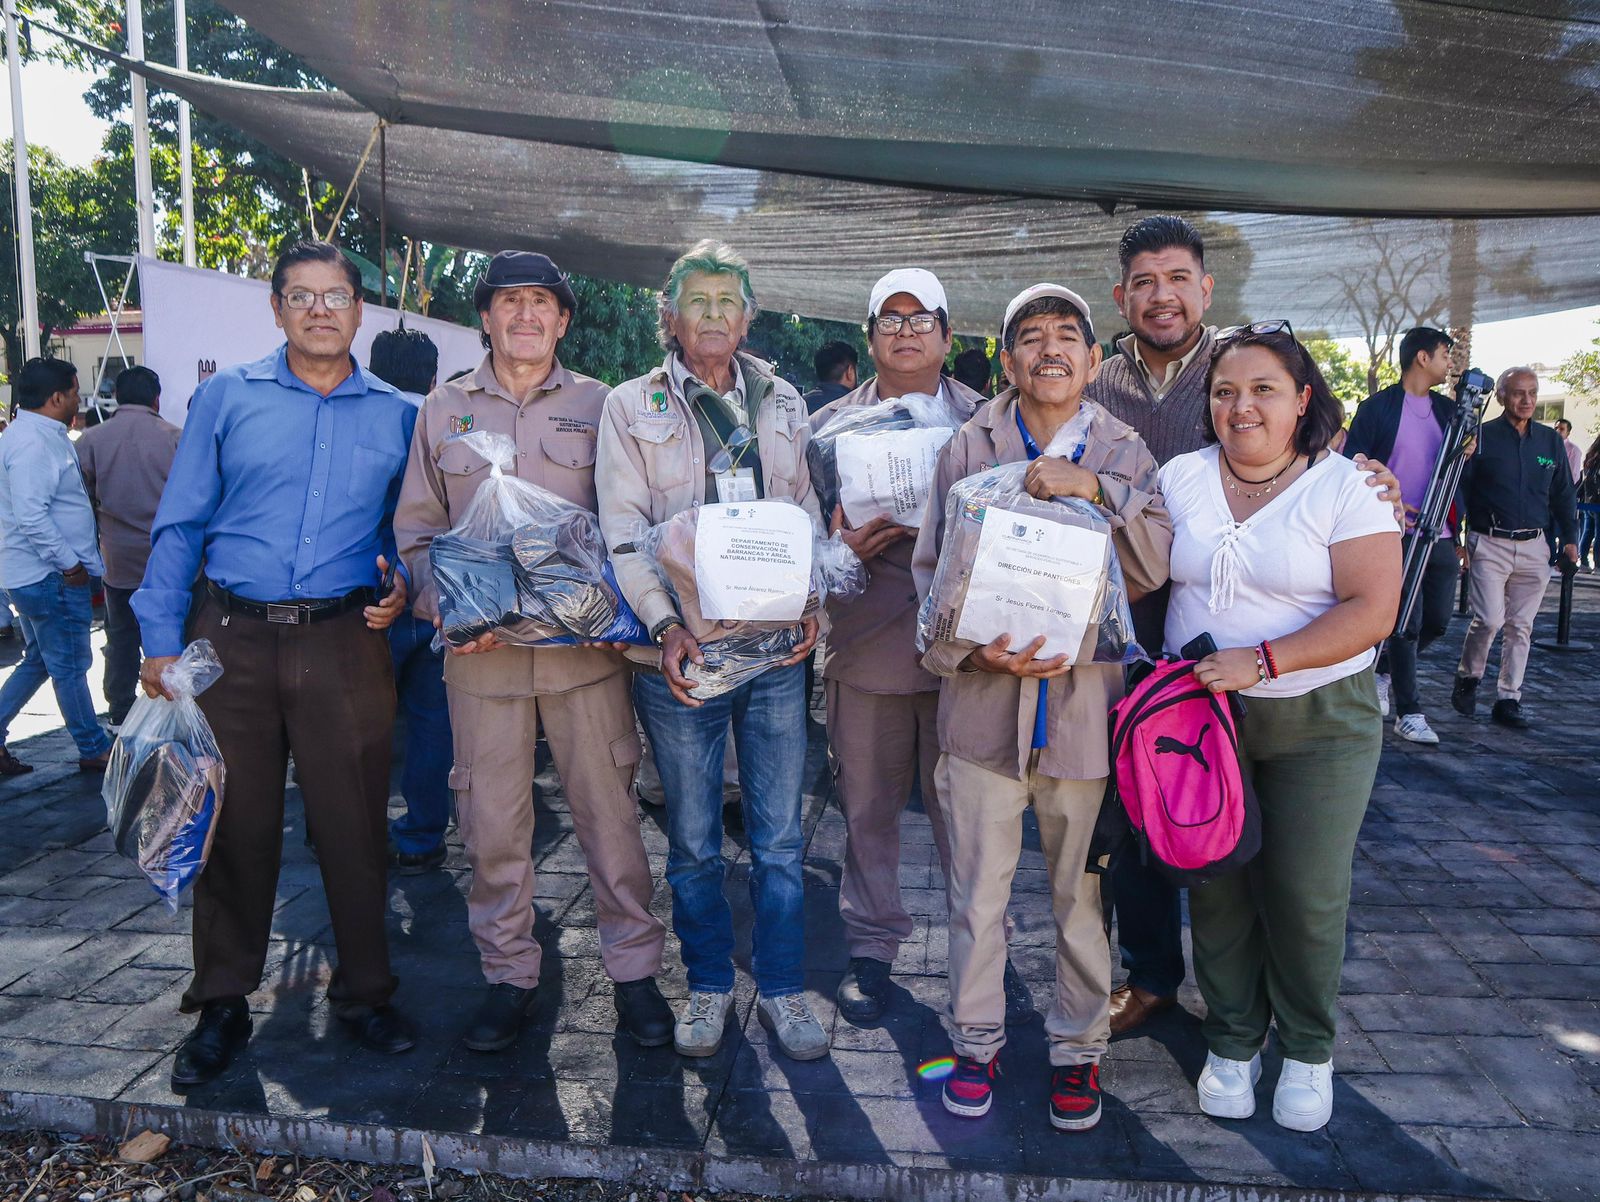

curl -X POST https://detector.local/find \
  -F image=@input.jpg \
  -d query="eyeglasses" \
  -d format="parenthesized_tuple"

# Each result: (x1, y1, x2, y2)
(279, 288, 356, 311)
(709, 424, 754, 475)
(1215, 318, 1294, 343)
(872, 312, 941, 336)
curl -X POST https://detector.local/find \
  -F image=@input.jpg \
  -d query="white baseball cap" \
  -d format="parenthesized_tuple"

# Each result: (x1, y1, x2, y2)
(868, 268, 948, 322)
(1001, 284, 1093, 344)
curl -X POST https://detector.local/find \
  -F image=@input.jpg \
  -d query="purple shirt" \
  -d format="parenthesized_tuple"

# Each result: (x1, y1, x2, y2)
(1389, 392, 1447, 537)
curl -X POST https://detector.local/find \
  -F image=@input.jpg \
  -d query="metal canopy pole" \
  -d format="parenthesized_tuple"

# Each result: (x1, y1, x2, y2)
(174, 0, 194, 266)
(4, 0, 39, 360)
(126, 0, 157, 258)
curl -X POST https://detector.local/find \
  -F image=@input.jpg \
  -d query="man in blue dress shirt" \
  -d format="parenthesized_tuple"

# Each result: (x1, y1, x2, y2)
(133, 240, 416, 1090)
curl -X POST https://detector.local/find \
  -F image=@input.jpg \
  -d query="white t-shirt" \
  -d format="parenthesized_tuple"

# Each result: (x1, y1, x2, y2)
(1161, 445, 1399, 698)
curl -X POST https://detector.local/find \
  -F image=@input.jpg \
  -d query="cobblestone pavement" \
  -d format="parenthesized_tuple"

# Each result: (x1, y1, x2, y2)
(1, 578, 1597, 1199)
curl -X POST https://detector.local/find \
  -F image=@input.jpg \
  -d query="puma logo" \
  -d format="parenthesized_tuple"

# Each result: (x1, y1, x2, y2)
(1154, 726, 1210, 772)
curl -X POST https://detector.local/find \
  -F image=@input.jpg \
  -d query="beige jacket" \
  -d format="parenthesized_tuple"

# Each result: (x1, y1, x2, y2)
(810, 376, 985, 695)
(597, 352, 819, 666)
(911, 390, 1171, 781)
(395, 353, 622, 699)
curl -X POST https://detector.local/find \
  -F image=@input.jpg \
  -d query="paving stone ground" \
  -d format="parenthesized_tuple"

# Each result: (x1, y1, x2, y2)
(1, 576, 1598, 1199)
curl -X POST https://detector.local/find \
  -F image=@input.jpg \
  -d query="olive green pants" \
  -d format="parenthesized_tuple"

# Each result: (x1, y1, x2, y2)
(1189, 668, 1382, 1064)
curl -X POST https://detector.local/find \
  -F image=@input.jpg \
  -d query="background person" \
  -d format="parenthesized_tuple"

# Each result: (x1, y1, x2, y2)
(135, 240, 417, 1089)
(1579, 435, 1600, 572)
(803, 340, 858, 414)
(0, 357, 113, 775)
(1451, 367, 1578, 729)
(368, 327, 454, 874)
(1162, 321, 1400, 1133)
(75, 365, 180, 728)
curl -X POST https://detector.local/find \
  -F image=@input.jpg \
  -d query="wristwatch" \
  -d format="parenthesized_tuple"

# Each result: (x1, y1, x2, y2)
(650, 617, 684, 646)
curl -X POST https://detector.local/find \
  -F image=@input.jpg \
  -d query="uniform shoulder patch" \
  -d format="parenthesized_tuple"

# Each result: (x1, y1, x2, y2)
(450, 414, 475, 435)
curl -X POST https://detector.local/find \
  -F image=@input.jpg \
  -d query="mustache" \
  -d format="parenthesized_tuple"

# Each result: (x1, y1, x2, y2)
(1031, 358, 1073, 372)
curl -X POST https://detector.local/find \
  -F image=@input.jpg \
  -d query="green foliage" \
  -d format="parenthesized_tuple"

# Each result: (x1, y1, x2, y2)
(1305, 336, 1395, 412)
(0, 142, 137, 374)
(1556, 320, 1600, 397)
(559, 275, 662, 386)
(746, 311, 870, 391)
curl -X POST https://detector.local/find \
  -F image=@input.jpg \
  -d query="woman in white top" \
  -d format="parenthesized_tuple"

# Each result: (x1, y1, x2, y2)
(1160, 321, 1400, 1134)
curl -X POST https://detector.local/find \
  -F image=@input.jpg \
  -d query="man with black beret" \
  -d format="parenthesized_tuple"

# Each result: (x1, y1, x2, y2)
(396, 250, 671, 1052)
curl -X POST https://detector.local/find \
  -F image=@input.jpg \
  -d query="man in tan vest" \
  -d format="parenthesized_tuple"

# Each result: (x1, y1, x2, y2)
(396, 251, 669, 1053)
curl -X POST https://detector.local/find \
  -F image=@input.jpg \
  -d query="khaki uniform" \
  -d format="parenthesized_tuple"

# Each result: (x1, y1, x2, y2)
(809, 377, 984, 962)
(395, 354, 664, 989)
(911, 391, 1171, 1066)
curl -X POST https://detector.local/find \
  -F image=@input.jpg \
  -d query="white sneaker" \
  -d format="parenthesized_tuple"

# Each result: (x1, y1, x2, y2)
(1394, 712, 1440, 744)
(1197, 1050, 1261, 1119)
(757, 993, 831, 1061)
(1374, 673, 1391, 717)
(673, 989, 735, 1057)
(1273, 1057, 1334, 1131)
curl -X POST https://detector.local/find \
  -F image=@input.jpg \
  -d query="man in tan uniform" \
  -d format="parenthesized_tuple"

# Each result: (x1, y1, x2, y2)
(396, 251, 670, 1052)
(913, 284, 1171, 1132)
(810, 269, 1033, 1028)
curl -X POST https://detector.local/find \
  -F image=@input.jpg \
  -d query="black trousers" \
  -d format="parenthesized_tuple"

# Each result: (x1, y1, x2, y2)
(1383, 535, 1460, 716)
(102, 584, 143, 725)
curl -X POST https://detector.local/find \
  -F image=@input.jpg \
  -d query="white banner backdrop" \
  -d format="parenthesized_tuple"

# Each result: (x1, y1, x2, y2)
(138, 256, 486, 426)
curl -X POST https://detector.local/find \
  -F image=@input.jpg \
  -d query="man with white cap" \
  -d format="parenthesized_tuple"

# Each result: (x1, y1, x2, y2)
(812, 269, 1037, 1028)
(912, 283, 1171, 1130)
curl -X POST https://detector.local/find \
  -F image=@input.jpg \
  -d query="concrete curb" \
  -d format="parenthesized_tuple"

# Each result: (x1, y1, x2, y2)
(2, 1089, 1467, 1202)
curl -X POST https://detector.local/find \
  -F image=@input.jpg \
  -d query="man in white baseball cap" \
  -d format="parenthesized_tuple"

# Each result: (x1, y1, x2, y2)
(809, 268, 1041, 1029)
(911, 282, 1172, 1131)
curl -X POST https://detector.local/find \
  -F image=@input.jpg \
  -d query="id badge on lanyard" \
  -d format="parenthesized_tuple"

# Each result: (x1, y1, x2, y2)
(715, 467, 758, 502)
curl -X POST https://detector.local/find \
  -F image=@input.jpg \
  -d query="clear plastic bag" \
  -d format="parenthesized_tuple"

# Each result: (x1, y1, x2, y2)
(807, 391, 961, 527)
(917, 409, 1144, 666)
(102, 639, 227, 908)
(430, 430, 647, 647)
(635, 499, 864, 698)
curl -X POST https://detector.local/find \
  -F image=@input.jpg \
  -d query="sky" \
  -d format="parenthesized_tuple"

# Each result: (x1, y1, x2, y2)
(2, 48, 1597, 377)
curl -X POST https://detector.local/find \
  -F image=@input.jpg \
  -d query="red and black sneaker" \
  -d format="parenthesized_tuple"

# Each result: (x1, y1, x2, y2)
(942, 1054, 1000, 1118)
(1049, 1062, 1103, 1131)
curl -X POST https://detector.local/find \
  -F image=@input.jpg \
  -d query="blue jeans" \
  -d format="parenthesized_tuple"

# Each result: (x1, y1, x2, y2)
(634, 663, 808, 997)
(387, 614, 453, 854)
(0, 574, 112, 757)
(1579, 504, 1600, 569)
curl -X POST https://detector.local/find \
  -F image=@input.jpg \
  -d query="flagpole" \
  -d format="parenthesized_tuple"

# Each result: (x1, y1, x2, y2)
(126, 0, 157, 258)
(174, 0, 194, 266)
(4, 0, 40, 360)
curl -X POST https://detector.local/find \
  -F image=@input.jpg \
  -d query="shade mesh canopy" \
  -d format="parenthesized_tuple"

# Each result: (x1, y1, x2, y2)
(219, 0, 1600, 217)
(115, 55, 1600, 337)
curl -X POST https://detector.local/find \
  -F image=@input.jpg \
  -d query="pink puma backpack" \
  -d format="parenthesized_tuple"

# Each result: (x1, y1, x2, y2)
(1108, 658, 1260, 886)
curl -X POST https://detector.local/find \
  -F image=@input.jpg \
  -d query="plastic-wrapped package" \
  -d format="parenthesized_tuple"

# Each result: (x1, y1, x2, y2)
(102, 640, 227, 907)
(917, 412, 1144, 666)
(430, 430, 647, 647)
(807, 391, 961, 526)
(636, 499, 865, 697)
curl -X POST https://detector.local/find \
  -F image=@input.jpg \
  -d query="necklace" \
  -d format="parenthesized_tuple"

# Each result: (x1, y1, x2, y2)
(1221, 449, 1298, 500)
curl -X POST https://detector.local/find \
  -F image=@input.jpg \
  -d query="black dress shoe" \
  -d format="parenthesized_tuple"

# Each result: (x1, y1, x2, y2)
(388, 844, 447, 875)
(835, 956, 892, 1025)
(339, 1004, 417, 1055)
(613, 977, 674, 1047)
(464, 983, 539, 1052)
(1491, 699, 1531, 729)
(171, 997, 251, 1090)
(1451, 675, 1480, 717)
(1003, 958, 1039, 1026)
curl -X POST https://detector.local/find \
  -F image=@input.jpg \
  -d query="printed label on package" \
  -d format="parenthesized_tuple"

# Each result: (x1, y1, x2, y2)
(836, 427, 954, 528)
(694, 501, 813, 622)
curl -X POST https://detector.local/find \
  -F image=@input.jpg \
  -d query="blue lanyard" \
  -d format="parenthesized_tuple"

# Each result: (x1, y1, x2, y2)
(1016, 405, 1087, 464)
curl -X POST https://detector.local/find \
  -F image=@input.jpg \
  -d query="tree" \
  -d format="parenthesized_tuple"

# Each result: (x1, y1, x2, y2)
(746, 311, 871, 391)
(1556, 320, 1600, 397)
(0, 142, 137, 374)
(1305, 336, 1395, 413)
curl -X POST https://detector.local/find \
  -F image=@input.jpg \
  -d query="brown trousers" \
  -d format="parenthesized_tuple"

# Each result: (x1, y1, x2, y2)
(825, 681, 950, 962)
(447, 670, 663, 988)
(182, 596, 397, 1013)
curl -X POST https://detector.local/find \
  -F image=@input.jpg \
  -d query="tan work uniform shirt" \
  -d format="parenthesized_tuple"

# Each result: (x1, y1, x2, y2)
(74, 405, 181, 590)
(395, 354, 621, 698)
(810, 376, 984, 695)
(597, 351, 819, 669)
(911, 391, 1172, 781)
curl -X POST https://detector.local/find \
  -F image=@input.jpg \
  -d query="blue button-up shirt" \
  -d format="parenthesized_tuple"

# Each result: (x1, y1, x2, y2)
(0, 409, 105, 589)
(133, 346, 416, 656)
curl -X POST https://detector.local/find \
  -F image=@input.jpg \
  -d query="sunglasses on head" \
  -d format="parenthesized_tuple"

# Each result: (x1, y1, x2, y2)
(1214, 318, 1295, 344)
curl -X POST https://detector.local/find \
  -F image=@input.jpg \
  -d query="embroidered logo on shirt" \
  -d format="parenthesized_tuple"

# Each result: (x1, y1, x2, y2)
(450, 414, 475, 434)
(1537, 455, 1556, 468)
(649, 390, 669, 414)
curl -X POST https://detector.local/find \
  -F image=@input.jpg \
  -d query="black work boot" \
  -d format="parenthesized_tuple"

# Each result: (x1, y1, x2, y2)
(1003, 958, 1039, 1026)
(835, 956, 892, 1025)
(613, 977, 674, 1047)
(1450, 675, 1480, 717)
(337, 1003, 418, 1055)
(464, 983, 539, 1052)
(1491, 698, 1530, 729)
(170, 997, 252, 1090)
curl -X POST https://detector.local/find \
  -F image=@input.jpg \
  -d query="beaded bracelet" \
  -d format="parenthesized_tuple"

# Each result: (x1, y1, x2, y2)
(1253, 646, 1269, 683)
(1257, 640, 1280, 681)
